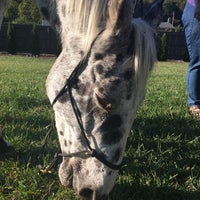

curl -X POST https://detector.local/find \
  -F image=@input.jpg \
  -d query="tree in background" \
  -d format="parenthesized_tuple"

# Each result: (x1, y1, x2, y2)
(183, 44, 190, 62)
(4, 0, 41, 24)
(31, 23, 40, 56)
(56, 35, 62, 57)
(163, 1, 184, 26)
(6, 21, 16, 54)
(3, 0, 185, 26)
(16, 0, 42, 24)
(134, 0, 185, 27)
(158, 33, 168, 61)
(4, 0, 19, 22)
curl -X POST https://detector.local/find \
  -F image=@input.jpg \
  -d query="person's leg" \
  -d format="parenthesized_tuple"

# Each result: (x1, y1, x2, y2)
(182, 3, 200, 116)
(187, 15, 200, 107)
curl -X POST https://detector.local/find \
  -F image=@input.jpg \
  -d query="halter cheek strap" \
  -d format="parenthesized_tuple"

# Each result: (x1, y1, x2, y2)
(51, 30, 123, 170)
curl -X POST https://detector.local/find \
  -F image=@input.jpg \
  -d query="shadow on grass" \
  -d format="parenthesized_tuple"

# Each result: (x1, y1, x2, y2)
(15, 96, 50, 111)
(109, 115, 200, 200)
(110, 183, 200, 200)
(1, 112, 59, 168)
(1, 113, 200, 199)
(130, 115, 200, 139)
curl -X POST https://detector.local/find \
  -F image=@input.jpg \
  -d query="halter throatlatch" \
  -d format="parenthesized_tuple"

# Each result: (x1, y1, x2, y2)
(51, 30, 122, 170)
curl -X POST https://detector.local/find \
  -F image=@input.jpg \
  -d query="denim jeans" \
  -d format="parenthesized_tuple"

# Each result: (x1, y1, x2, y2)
(182, 2, 200, 107)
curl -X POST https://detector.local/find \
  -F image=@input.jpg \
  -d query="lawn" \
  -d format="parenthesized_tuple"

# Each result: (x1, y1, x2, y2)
(0, 56, 200, 200)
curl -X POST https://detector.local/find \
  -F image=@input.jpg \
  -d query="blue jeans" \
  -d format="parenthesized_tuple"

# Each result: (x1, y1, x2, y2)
(182, 2, 200, 107)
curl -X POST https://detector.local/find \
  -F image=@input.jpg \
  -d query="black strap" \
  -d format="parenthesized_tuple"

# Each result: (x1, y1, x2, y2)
(68, 85, 122, 170)
(91, 149, 122, 170)
(51, 29, 122, 170)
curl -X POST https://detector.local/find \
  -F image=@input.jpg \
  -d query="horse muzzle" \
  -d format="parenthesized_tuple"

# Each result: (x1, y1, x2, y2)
(58, 157, 117, 200)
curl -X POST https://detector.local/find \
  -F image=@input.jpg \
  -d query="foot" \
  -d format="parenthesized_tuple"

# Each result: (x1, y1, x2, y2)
(189, 105, 200, 118)
(0, 139, 12, 154)
(0, 129, 12, 154)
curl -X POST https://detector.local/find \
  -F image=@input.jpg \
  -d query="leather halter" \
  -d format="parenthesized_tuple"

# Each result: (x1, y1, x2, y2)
(51, 30, 122, 170)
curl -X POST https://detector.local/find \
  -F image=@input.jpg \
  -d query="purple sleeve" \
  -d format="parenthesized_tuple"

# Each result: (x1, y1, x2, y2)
(188, 0, 195, 6)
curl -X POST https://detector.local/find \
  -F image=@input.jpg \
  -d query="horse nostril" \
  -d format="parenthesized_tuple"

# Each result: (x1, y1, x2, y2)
(79, 188, 94, 199)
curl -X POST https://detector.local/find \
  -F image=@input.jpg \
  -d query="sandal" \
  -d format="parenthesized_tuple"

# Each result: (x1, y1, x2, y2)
(189, 105, 200, 118)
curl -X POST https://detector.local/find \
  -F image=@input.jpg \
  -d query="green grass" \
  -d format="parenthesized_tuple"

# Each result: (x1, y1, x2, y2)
(0, 56, 200, 200)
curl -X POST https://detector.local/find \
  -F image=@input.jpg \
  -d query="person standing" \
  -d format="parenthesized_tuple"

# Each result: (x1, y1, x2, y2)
(182, 0, 200, 117)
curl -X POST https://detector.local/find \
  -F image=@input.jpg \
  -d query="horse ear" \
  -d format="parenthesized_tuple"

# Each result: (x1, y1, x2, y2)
(107, 0, 134, 28)
(143, 0, 165, 29)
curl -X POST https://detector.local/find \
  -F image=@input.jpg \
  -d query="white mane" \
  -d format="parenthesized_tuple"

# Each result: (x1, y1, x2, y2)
(130, 18, 157, 107)
(133, 18, 157, 74)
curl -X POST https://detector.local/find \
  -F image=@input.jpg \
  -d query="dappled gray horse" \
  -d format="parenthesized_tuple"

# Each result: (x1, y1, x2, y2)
(1, 0, 164, 199)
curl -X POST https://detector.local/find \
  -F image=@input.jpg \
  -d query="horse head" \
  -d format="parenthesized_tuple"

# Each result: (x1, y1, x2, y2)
(36, 0, 164, 199)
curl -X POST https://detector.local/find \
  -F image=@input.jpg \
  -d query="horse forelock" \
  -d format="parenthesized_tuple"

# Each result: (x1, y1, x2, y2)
(58, 0, 108, 53)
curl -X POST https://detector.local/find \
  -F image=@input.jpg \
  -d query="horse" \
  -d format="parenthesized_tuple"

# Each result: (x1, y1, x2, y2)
(1, 0, 164, 199)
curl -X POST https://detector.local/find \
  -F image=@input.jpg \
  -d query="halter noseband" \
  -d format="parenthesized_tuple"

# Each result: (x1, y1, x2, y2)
(51, 30, 122, 170)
